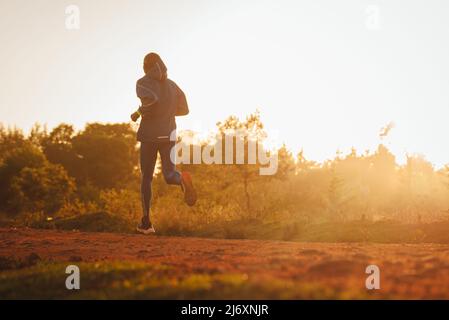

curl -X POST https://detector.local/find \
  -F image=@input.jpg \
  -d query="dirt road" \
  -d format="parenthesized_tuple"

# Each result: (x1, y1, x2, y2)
(1, 228, 448, 299)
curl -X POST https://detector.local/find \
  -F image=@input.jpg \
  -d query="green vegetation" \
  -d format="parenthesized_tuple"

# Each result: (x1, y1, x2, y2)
(0, 259, 368, 299)
(1, 112, 449, 243)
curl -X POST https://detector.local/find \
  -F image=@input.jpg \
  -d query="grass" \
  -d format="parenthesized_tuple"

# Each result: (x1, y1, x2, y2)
(195, 219, 449, 243)
(0, 260, 365, 300)
(17, 211, 136, 233)
(53, 211, 135, 233)
(3, 210, 449, 243)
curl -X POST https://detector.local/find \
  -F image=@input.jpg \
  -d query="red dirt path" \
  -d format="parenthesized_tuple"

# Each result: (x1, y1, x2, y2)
(1, 228, 449, 299)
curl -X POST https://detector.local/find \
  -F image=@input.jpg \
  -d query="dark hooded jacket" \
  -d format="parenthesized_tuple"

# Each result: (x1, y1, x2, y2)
(136, 56, 189, 142)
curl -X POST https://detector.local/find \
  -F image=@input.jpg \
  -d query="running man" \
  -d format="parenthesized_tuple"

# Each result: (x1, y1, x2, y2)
(132, 52, 197, 235)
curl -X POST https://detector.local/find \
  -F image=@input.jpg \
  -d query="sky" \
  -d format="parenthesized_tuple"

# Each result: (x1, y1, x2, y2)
(1, 0, 448, 167)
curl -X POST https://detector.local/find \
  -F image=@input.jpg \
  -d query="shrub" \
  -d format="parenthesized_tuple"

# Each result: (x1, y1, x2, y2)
(9, 163, 76, 214)
(99, 189, 141, 223)
(54, 211, 134, 233)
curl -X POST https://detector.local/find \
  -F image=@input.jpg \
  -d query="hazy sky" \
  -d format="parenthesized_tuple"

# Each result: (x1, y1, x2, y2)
(1, 0, 448, 167)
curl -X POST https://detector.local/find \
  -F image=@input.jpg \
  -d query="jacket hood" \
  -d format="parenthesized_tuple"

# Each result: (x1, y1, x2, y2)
(146, 56, 168, 81)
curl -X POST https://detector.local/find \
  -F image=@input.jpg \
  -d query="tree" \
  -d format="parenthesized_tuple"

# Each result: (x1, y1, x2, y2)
(28, 123, 48, 147)
(0, 144, 47, 212)
(214, 111, 285, 217)
(9, 163, 76, 214)
(443, 165, 449, 190)
(71, 123, 138, 189)
(41, 123, 139, 190)
(0, 142, 75, 215)
(276, 144, 296, 179)
(0, 126, 29, 157)
(41, 124, 81, 180)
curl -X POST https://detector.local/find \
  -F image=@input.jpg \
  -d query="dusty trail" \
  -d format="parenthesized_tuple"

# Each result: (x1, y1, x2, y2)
(1, 228, 449, 299)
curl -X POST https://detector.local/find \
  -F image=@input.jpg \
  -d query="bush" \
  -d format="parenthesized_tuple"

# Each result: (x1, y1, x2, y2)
(54, 211, 134, 233)
(99, 189, 141, 223)
(9, 163, 76, 214)
(0, 145, 46, 212)
(55, 200, 100, 218)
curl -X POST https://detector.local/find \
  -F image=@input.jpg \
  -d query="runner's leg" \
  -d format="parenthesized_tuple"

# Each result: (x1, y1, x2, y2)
(140, 141, 159, 222)
(159, 141, 197, 206)
(158, 140, 182, 186)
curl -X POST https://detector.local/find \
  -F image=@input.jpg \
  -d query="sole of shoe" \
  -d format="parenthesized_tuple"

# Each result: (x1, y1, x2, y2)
(136, 226, 156, 235)
(181, 172, 197, 206)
